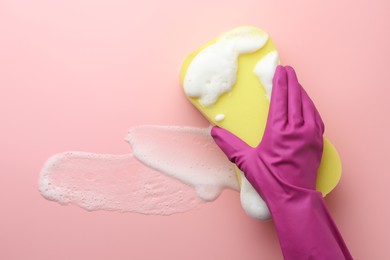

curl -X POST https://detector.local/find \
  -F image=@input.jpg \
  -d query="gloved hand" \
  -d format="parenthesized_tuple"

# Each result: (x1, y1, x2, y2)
(211, 66, 352, 260)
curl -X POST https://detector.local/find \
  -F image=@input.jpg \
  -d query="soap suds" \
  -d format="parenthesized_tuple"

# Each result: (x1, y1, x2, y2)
(127, 125, 239, 201)
(238, 170, 271, 220)
(39, 125, 272, 219)
(253, 51, 279, 100)
(39, 29, 279, 219)
(215, 114, 225, 122)
(39, 152, 204, 215)
(184, 27, 269, 106)
(39, 125, 241, 215)
(127, 125, 271, 220)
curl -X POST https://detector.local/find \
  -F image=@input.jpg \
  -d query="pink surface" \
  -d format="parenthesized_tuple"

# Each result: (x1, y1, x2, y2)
(0, 0, 389, 259)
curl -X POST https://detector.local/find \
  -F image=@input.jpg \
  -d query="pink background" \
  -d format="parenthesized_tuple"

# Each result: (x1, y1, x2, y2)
(1, 0, 389, 259)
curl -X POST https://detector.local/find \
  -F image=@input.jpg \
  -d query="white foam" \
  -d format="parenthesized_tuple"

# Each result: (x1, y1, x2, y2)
(215, 114, 225, 122)
(39, 152, 205, 215)
(253, 51, 279, 100)
(39, 125, 272, 219)
(128, 125, 271, 220)
(127, 125, 239, 201)
(184, 27, 269, 107)
(238, 170, 271, 220)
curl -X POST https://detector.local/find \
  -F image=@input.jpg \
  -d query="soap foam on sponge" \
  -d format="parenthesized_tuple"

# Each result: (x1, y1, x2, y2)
(184, 27, 269, 107)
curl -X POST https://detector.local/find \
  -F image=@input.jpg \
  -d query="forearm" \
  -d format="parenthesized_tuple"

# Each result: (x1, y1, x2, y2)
(269, 190, 353, 260)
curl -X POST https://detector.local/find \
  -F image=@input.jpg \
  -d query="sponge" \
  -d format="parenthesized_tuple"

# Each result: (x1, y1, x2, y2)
(180, 26, 341, 200)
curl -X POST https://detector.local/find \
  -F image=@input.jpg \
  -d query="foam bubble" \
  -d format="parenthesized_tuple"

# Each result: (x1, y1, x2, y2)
(215, 114, 225, 122)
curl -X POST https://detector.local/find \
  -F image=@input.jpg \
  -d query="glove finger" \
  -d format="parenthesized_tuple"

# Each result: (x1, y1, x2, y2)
(285, 66, 304, 126)
(269, 66, 288, 128)
(301, 87, 324, 133)
(210, 126, 249, 164)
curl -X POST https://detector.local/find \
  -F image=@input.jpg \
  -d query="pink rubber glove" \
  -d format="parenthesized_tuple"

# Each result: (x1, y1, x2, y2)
(211, 66, 352, 259)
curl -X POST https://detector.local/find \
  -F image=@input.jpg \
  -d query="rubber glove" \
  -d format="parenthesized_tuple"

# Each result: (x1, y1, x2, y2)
(211, 66, 352, 260)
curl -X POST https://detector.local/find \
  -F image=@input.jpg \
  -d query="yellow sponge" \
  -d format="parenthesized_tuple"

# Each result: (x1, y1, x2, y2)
(180, 26, 341, 196)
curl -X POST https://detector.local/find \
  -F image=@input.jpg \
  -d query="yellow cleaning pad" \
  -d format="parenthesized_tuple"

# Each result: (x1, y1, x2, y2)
(180, 27, 341, 196)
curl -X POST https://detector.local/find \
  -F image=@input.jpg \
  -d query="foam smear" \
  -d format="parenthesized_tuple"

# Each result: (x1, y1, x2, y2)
(127, 125, 272, 220)
(127, 125, 239, 201)
(39, 152, 206, 215)
(39, 126, 239, 215)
